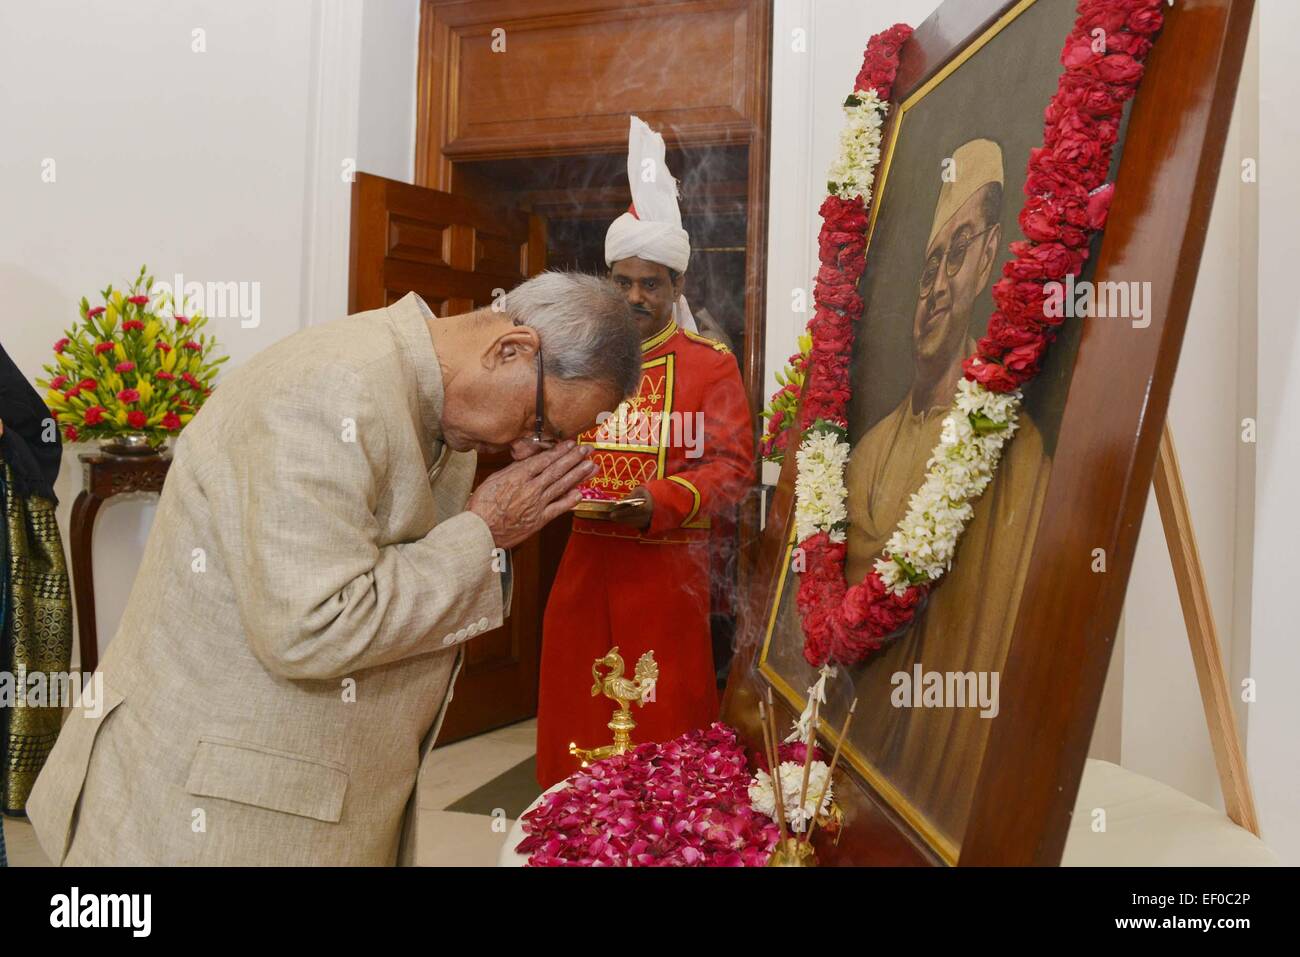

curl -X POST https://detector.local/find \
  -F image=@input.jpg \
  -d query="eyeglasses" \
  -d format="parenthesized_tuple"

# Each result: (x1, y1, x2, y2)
(515, 319, 551, 446)
(919, 224, 998, 295)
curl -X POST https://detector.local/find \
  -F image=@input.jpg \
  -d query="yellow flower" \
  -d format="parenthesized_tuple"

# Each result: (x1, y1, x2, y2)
(46, 390, 67, 407)
(114, 342, 127, 362)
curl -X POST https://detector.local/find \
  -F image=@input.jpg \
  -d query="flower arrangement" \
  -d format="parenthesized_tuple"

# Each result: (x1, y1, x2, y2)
(747, 687, 854, 866)
(516, 723, 779, 866)
(765, 1, 1168, 668)
(37, 266, 227, 447)
(748, 740, 834, 833)
(759, 333, 810, 463)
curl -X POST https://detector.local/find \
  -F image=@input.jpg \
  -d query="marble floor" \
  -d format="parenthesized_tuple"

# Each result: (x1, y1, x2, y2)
(3, 718, 541, 868)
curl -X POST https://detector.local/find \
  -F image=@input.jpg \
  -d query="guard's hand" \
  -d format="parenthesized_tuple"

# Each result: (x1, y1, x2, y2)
(467, 440, 595, 549)
(609, 485, 654, 529)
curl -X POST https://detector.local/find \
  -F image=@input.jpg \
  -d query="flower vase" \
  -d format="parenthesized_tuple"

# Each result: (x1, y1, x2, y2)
(98, 433, 163, 457)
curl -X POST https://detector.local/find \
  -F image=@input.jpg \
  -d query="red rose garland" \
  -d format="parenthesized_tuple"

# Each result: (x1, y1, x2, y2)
(794, 1, 1167, 668)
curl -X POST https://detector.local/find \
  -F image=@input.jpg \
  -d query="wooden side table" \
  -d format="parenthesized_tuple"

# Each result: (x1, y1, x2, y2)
(68, 450, 172, 673)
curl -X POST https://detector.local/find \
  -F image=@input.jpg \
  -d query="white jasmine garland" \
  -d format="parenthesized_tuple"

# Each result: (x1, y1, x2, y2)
(794, 426, 851, 543)
(827, 89, 888, 202)
(873, 379, 1022, 593)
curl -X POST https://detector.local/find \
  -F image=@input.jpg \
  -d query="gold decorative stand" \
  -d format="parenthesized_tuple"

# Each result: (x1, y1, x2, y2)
(568, 646, 658, 766)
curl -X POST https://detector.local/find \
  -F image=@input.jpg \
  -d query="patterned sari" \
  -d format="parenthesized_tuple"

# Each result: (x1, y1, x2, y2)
(1, 463, 73, 816)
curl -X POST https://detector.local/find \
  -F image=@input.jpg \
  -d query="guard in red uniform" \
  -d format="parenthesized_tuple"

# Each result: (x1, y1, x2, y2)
(535, 117, 754, 788)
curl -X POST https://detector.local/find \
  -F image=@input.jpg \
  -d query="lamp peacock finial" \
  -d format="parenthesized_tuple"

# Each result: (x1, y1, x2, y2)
(569, 646, 659, 767)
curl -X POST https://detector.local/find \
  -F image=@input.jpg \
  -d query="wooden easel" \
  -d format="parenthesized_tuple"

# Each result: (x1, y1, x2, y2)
(1152, 423, 1260, 835)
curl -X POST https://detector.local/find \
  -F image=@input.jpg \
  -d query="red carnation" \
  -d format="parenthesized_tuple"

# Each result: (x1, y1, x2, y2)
(979, 312, 1047, 359)
(78, 377, 97, 391)
(1003, 339, 1048, 380)
(83, 406, 106, 425)
(50, 375, 68, 390)
(127, 295, 150, 306)
(63, 425, 79, 443)
(94, 342, 115, 355)
(182, 340, 201, 351)
(1127, 6, 1164, 35)
(181, 372, 202, 390)
(819, 196, 869, 232)
(155, 371, 175, 381)
(116, 388, 140, 404)
(127, 410, 147, 429)
(174, 315, 189, 325)
(122, 319, 145, 332)
(962, 355, 1019, 393)
(161, 411, 182, 431)
(54, 337, 70, 353)
(1086, 183, 1115, 230)
(156, 342, 172, 353)
(1003, 240, 1087, 281)
(1096, 52, 1144, 86)
(86, 307, 105, 319)
(65, 386, 81, 399)
(115, 361, 136, 373)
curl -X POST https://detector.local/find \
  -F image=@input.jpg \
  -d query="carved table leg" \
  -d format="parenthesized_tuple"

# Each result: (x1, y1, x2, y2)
(68, 489, 104, 674)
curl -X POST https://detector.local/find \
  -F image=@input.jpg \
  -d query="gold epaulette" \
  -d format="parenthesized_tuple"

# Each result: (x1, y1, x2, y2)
(683, 329, 731, 354)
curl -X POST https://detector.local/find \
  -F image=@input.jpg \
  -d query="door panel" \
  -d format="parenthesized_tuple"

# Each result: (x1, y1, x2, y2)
(349, 171, 547, 744)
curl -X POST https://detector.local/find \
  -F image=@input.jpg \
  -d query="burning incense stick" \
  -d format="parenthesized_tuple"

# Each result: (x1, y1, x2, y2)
(803, 698, 857, 844)
(764, 689, 789, 843)
(796, 697, 820, 830)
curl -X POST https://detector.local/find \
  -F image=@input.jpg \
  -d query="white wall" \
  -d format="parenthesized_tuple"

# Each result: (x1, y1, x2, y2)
(765, 0, 1294, 860)
(1247, 0, 1300, 866)
(0, 0, 419, 662)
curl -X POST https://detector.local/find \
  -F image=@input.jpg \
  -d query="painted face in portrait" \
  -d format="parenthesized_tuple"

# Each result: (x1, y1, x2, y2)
(912, 139, 1004, 369)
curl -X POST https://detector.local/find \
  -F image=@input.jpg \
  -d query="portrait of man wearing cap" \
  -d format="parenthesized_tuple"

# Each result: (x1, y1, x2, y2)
(838, 137, 1054, 841)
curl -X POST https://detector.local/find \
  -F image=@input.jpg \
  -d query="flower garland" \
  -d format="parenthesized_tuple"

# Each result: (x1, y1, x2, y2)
(516, 723, 778, 866)
(778, 1, 1168, 668)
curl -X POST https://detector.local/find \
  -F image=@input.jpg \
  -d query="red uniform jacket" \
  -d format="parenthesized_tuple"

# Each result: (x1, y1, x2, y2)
(536, 319, 754, 788)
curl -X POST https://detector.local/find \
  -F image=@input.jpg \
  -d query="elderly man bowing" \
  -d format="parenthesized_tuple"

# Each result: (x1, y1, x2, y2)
(28, 272, 641, 866)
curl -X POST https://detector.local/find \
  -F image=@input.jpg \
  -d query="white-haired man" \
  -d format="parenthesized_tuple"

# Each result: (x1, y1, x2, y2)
(29, 272, 641, 865)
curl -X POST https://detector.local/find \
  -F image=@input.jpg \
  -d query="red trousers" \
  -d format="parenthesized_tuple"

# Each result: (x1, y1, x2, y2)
(535, 531, 719, 789)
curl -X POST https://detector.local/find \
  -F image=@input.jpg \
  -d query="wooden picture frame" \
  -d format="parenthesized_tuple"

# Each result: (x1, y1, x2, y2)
(721, 0, 1255, 865)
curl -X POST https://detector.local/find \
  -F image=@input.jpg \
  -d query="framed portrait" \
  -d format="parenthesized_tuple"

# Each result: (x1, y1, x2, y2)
(723, 0, 1255, 865)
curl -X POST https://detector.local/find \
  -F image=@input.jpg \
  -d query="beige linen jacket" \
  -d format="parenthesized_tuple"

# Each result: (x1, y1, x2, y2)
(28, 293, 508, 865)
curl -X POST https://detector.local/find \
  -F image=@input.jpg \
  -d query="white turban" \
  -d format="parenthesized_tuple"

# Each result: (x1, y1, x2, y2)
(605, 116, 698, 333)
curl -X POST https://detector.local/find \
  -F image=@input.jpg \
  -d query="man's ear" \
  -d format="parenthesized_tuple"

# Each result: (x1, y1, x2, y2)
(672, 270, 686, 300)
(977, 225, 1002, 288)
(484, 324, 539, 369)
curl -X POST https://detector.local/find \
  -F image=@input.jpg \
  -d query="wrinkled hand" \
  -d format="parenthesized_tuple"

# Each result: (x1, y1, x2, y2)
(609, 484, 654, 529)
(467, 440, 595, 549)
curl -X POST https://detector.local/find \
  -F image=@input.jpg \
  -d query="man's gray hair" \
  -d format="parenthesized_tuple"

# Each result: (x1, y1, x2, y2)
(500, 271, 641, 400)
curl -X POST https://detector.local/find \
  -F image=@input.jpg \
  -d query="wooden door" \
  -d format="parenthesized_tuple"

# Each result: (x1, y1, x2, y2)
(349, 171, 548, 743)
